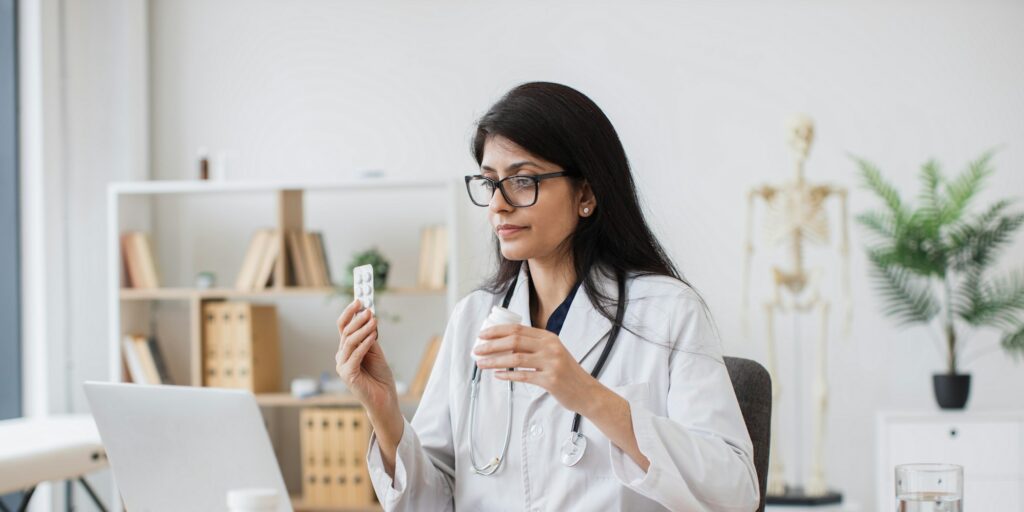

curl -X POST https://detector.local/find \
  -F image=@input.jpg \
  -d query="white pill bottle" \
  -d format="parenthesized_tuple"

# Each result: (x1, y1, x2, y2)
(227, 488, 279, 512)
(472, 306, 522, 360)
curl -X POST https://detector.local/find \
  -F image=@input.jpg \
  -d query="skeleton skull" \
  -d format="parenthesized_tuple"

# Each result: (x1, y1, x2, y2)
(785, 114, 815, 160)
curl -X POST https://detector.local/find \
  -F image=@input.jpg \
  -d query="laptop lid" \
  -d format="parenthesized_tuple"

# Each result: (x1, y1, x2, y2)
(83, 381, 291, 512)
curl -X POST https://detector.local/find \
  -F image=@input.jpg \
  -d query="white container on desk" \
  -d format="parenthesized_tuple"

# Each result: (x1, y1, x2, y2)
(876, 410, 1024, 511)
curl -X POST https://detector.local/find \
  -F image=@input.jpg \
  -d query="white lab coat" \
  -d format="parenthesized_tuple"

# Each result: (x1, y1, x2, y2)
(365, 263, 761, 511)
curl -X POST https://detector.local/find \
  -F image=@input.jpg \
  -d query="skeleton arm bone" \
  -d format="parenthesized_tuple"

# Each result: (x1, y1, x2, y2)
(836, 187, 852, 340)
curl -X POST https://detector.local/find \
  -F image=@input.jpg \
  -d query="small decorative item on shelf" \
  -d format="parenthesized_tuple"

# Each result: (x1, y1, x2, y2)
(195, 271, 216, 289)
(290, 377, 320, 399)
(854, 150, 1024, 409)
(197, 147, 209, 181)
(319, 371, 347, 394)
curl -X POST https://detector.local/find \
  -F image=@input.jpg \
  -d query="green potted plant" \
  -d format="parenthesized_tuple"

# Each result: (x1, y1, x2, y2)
(341, 247, 391, 291)
(854, 151, 1024, 409)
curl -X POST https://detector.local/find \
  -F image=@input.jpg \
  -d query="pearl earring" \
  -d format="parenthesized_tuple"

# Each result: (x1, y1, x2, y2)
(583, 207, 590, 214)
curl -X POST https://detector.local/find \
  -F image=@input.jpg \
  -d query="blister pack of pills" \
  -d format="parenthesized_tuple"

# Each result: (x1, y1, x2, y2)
(353, 264, 375, 315)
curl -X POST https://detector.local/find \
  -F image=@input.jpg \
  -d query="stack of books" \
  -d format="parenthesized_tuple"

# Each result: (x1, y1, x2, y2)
(120, 231, 161, 288)
(417, 225, 448, 290)
(300, 408, 377, 508)
(121, 334, 172, 385)
(235, 229, 332, 290)
(202, 301, 281, 392)
(284, 229, 332, 288)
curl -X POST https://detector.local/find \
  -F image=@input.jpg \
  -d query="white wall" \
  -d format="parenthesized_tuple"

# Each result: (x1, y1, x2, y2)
(19, 0, 148, 509)
(48, 0, 1024, 508)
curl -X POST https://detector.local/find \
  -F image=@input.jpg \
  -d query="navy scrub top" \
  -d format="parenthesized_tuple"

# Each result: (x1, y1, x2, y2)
(528, 276, 584, 336)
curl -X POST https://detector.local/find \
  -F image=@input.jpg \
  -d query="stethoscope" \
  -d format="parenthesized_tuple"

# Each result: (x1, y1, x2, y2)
(468, 266, 627, 475)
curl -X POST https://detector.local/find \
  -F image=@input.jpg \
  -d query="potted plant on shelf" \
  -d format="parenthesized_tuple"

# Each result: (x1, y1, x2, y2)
(854, 151, 1024, 409)
(342, 247, 391, 291)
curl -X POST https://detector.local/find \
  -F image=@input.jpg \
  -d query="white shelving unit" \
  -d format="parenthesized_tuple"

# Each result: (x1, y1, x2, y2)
(105, 178, 460, 511)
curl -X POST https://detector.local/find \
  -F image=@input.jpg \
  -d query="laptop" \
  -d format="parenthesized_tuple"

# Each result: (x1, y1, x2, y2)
(83, 381, 292, 512)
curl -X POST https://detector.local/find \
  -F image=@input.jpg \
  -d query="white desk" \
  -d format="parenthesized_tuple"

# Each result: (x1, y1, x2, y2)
(0, 415, 108, 509)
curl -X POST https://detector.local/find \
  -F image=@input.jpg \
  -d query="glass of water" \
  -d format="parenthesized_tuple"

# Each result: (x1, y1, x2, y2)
(896, 463, 963, 512)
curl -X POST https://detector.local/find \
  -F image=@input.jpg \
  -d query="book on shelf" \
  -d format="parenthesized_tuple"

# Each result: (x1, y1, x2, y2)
(407, 335, 442, 398)
(251, 231, 281, 289)
(145, 337, 173, 384)
(301, 231, 331, 288)
(121, 334, 171, 385)
(286, 230, 311, 287)
(314, 232, 332, 286)
(236, 228, 332, 290)
(120, 231, 161, 288)
(235, 229, 271, 290)
(417, 225, 448, 290)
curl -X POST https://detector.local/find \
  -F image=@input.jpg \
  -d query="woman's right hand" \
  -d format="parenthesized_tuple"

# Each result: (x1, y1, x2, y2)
(335, 299, 398, 416)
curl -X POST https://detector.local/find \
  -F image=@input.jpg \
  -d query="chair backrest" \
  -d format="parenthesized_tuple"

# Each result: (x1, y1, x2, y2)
(724, 356, 772, 512)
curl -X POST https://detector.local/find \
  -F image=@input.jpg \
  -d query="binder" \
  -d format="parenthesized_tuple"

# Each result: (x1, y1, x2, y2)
(201, 301, 280, 392)
(300, 409, 320, 506)
(201, 302, 223, 387)
(329, 410, 346, 505)
(299, 408, 376, 507)
(225, 301, 242, 389)
(318, 410, 333, 505)
(348, 410, 374, 506)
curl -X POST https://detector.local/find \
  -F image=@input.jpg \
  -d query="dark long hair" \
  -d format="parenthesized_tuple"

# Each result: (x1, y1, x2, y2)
(472, 82, 702, 335)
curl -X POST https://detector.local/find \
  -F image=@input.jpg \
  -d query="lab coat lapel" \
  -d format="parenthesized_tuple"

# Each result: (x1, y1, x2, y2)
(559, 267, 615, 371)
(505, 263, 616, 400)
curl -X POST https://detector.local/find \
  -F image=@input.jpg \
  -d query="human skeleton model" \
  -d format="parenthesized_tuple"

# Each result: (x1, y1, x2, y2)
(741, 114, 851, 498)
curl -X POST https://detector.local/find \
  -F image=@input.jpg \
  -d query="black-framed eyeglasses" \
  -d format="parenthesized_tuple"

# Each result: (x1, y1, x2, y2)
(464, 171, 572, 207)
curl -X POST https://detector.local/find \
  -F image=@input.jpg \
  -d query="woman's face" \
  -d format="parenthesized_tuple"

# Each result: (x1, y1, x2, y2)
(480, 135, 594, 262)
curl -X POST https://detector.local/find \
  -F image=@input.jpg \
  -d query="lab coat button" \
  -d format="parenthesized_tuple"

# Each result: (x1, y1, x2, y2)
(529, 423, 543, 438)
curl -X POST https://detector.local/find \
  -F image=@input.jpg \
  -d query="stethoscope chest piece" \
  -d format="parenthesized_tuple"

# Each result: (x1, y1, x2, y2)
(559, 432, 587, 467)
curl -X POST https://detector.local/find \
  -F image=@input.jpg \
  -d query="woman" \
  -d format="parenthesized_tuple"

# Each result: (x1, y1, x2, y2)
(336, 82, 760, 511)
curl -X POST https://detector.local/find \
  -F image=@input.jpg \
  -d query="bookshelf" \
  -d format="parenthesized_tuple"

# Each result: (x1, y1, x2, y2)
(106, 179, 459, 512)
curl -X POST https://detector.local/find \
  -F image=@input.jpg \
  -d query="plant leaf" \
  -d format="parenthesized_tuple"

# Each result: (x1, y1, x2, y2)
(949, 207, 1024, 271)
(919, 159, 946, 223)
(867, 249, 940, 325)
(956, 269, 1024, 327)
(1001, 323, 1024, 361)
(854, 156, 905, 219)
(944, 150, 994, 223)
(855, 211, 896, 240)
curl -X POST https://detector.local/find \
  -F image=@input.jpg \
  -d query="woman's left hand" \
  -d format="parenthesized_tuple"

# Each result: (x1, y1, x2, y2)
(474, 323, 603, 415)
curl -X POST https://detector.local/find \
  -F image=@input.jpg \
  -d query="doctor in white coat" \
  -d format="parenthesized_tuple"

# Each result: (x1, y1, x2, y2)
(336, 82, 761, 511)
